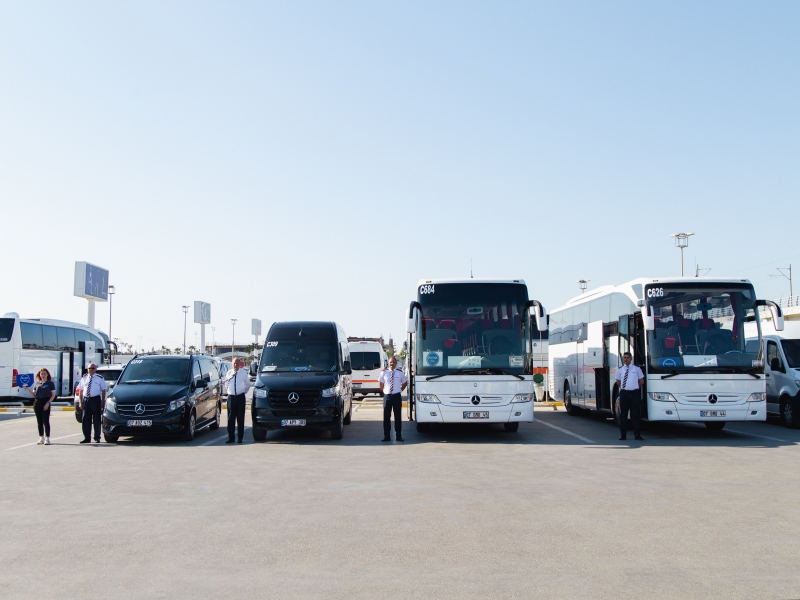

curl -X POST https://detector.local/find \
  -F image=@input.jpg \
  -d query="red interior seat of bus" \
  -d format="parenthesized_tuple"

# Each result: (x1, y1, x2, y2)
(664, 337, 677, 349)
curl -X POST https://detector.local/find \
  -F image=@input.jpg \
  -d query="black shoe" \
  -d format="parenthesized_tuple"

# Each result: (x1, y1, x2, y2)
(619, 436, 627, 441)
(225, 439, 235, 444)
(80, 439, 90, 444)
(381, 437, 391, 442)
(396, 437, 404, 442)
(94, 439, 100, 443)
(635, 435, 644, 441)
(237, 440, 243, 444)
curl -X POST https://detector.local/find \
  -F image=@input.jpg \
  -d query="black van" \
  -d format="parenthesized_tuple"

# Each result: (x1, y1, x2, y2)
(251, 322, 353, 441)
(101, 354, 223, 443)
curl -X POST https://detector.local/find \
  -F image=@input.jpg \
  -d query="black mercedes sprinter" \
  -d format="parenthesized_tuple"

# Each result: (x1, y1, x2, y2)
(102, 354, 223, 443)
(251, 321, 353, 441)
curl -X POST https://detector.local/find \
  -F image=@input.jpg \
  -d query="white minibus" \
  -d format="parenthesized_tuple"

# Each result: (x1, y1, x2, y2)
(548, 278, 782, 430)
(406, 279, 547, 432)
(348, 340, 387, 397)
(0, 312, 112, 402)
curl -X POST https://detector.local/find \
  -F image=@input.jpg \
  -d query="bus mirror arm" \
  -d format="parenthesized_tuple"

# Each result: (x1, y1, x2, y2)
(407, 301, 422, 334)
(754, 300, 784, 332)
(525, 300, 547, 332)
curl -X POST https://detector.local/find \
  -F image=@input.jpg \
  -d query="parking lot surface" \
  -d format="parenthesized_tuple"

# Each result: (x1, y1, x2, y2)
(2, 403, 800, 599)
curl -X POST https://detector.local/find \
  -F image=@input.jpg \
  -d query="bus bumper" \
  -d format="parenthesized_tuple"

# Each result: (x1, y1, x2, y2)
(417, 402, 533, 424)
(647, 401, 767, 422)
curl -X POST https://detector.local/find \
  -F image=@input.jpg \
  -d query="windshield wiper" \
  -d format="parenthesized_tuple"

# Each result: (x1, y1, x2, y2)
(485, 368, 525, 380)
(661, 371, 680, 379)
(426, 368, 524, 381)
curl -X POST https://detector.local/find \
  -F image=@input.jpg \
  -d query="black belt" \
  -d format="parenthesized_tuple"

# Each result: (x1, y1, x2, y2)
(86, 395, 101, 400)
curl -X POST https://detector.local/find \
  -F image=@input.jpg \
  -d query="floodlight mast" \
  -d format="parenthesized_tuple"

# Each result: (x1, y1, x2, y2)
(670, 232, 694, 276)
(577, 279, 589, 293)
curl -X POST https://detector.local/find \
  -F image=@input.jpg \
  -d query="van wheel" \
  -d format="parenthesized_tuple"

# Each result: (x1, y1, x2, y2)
(343, 401, 352, 425)
(331, 410, 344, 440)
(704, 421, 726, 431)
(782, 397, 800, 429)
(181, 411, 196, 441)
(503, 422, 519, 432)
(103, 433, 118, 443)
(564, 384, 579, 416)
(209, 403, 221, 430)
(252, 427, 267, 441)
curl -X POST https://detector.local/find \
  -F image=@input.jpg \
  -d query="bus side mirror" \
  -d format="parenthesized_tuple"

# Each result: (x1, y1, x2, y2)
(771, 305, 785, 331)
(643, 305, 655, 331)
(407, 301, 421, 334)
(533, 303, 547, 332)
(407, 316, 416, 334)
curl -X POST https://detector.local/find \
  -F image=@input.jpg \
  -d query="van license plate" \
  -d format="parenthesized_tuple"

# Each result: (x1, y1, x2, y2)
(126, 420, 152, 427)
(352, 383, 362, 388)
(700, 411, 725, 417)
(281, 419, 306, 426)
(463, 411, 489, 419)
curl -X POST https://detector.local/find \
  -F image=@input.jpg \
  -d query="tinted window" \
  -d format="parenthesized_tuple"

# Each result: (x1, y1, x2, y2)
(782, 340, 800, 369)
(118, 358, 191, 384)
(351, 352, 382, 370)
(261, 323, 339, 372)
(611, 294, 634, 321)
(74, 329, 91, 346)
(21, 323, 43, 349)
(42, 326, 58, 350)
(590, 296, 610, 323)
(98, 369, 122, 382)
(0, 318, 14, 343)
(200, 358, 219, 380)
(192, 360, 202, 383)
(56, 327, 76, 350)
(573, 302, 590, 324)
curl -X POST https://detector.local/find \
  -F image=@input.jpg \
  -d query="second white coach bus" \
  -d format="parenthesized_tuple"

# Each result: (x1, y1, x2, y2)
(406, 279, 547, 432)
(548, 278, 783, 430)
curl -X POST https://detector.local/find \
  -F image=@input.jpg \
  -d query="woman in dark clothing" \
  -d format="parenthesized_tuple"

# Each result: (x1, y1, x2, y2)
(23, 368, 56, 445)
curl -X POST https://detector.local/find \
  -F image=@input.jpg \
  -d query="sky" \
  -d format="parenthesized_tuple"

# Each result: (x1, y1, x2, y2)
(1, 1, 799, 352)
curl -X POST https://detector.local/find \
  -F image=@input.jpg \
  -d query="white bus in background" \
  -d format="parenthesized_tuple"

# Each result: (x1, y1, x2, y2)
(0, 312, 113, 402)
(406, 279, 547, 432)
(548, 278, 782, 431)
(348, 340, 387, 398)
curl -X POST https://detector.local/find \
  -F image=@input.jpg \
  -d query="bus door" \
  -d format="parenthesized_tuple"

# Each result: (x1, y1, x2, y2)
(60, 352, 71, 396)
(406, 337, 415, 421)
(598, 322, 616, 411)
(618, 313, 648, 418)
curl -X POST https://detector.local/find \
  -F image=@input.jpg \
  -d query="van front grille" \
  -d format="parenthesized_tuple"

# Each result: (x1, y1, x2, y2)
(268, 390, 320, 408)
(117, 404, 167, 418)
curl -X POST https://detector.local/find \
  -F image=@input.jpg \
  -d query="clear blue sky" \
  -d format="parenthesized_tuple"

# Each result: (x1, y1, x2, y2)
(2, 1, 798, 351)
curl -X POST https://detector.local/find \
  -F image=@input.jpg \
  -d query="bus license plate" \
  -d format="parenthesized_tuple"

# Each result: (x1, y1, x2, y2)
(126, 420, 152, 427)
(463, 411, 489, 419)
(352, 383, 362, 388)
(281, 419, 306, 427)
(701, 411, 725, 417)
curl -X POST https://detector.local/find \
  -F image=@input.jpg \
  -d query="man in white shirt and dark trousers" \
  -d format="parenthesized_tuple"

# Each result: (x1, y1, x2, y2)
(615, 352, 645, 441)
(223, 358, 250, 444)
(379, 357, 408, 442)
(77, 364, 108, 443)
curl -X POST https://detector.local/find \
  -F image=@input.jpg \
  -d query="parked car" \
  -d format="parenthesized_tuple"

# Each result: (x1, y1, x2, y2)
(101, 354, 223, 443)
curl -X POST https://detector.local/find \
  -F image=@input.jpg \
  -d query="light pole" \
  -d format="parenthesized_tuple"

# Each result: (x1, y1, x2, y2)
(577, 279, 589, 293)
(670, 232, 694, 277)
(108, 285, 115, 357)
(211, 326, 216, 355)
(231, 319, 237, 361)
(182, 305, 189, 354)
(770, 264, 793, 300)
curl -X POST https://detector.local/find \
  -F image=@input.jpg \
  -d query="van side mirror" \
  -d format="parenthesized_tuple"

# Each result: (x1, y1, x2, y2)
(770, 357, 782, 372)
(195, 379, 208, 389)
(342, 360, 352, 375)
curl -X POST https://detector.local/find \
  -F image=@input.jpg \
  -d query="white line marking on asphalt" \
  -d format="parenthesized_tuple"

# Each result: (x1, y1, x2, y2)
(5, 433, 83, 451)
(725, 429, 788, 443)
(534, 419, 596, 444)
(199, 434, 231, 446)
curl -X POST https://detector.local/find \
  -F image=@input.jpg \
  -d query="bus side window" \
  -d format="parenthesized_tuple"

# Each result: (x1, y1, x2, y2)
(618, 315, 630, 363)
(41, 325, 58, 350)
(21, 323, 43, 349)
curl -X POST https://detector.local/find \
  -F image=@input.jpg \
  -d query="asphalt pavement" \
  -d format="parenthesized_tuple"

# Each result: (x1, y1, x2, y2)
(1, 402, 800, 599)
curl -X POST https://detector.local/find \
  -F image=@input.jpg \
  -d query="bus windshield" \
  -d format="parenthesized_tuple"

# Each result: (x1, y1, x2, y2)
(0, 318, 14, 343)
(260, 323, 339, 373)
(118, 358, 191, 384)
(646, 283, 759, 373)
(414, 282, 533, 375)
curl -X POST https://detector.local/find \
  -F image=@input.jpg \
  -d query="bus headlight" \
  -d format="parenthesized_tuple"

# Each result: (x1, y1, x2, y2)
(253, 388, 267, 398)
(322, 385, 338, 397)
(417, 394, 440, 403)
(747, 393, 766, 402)
(648, 392, 676, 402)
(168, 399, 186, 412)
(105, 397, 116, 413)
(512, 393, 533, 403)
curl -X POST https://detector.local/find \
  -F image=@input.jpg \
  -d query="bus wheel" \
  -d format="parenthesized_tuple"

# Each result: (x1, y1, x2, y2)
(782, 397, 799, 429)
(564, 384, 579, 416)
(503, 422, 519, 432)
(704, 421, 726, 431)
(416, 422, 429, 433)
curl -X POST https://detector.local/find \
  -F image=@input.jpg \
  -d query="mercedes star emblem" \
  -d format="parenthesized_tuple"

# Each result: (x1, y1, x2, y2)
(288, 392, 300, 404)
(708, 394, 718, 404)
(471, 395, 481, 405)
(134, 403, 146, 415)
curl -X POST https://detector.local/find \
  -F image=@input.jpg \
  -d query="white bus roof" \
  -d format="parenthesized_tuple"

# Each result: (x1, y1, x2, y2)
(554, 277, 754, 312)
(415, 278, 527, 286)
(20, 317, 109, 339)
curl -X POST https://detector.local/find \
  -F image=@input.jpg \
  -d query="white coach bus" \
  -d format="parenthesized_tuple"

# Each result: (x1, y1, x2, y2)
(548, 278, 783, 430)
(406, 279, 547, 432)
(0, 312, 113, 402)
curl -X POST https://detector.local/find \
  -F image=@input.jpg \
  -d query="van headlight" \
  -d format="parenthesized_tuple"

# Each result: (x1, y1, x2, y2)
(169, 399, 186, 412)
(416, 394, 440, 403)
(322, 385, 338, 397)
(795, 380, 800, 389)
(512, 393, 533, 403)
(105, 397, 116, 413)
(253, 388, 267, 398)
(747, 393, 766, 402)
(648, 392, 676, 402)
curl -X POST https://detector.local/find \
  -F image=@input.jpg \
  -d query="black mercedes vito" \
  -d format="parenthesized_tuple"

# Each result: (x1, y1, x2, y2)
(251, 321, 353, 441)
(102, 354, 223, 443)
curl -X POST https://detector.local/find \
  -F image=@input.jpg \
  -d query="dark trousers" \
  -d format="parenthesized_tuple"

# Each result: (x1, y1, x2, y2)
(227, 394, 246, 442)
(82, 396, 102, 441)
(619, 389, 642, 437)
(34, 404, 51, 437)
(383, 393, 402, 438)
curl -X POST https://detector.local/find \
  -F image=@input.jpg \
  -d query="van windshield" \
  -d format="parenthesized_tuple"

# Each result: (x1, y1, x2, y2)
(782, 340, 800, 369)
(351, 352, 382, 370)
(260, 323, 338, 373)
(0, 318, 15, 343)
(118, 358, 190, 384)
